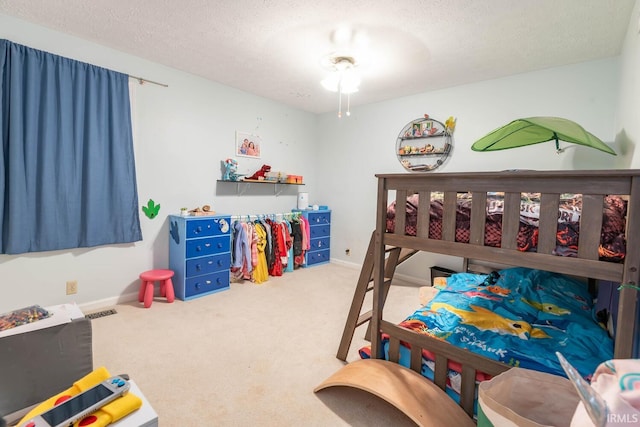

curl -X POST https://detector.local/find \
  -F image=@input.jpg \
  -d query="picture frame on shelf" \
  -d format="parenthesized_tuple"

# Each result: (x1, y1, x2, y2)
(421, 121, 433, 134)
(236, 131, 261, 158)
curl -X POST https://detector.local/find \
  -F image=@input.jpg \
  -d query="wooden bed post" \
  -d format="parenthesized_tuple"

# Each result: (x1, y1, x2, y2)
(371, 176, 388, 359)
(615, 175, 640, 358)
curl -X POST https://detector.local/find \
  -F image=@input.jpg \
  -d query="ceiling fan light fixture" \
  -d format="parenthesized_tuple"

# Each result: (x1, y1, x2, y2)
(320, 73, 341, 92)
(339, 68, 360, 94)
(321, 68, 360, 93)
(321, 55, 361, 118)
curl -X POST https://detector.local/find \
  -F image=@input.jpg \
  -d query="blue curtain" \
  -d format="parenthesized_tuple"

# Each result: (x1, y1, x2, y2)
(0, 40, 142, 254)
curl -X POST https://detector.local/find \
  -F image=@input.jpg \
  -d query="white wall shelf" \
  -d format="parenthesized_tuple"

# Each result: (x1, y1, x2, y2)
(217, 180, 304, 196)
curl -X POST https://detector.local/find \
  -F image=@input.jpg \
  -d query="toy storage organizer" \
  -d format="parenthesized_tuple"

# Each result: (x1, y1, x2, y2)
(169, 214, 232, 300)
(303, 210, 331, 266)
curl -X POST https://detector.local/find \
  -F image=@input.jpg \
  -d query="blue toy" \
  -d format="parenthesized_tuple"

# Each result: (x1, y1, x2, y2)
(222, 158, 242, 181)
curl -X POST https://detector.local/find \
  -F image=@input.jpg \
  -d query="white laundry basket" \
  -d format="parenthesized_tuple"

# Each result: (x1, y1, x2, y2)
(478, 367, 579, 427)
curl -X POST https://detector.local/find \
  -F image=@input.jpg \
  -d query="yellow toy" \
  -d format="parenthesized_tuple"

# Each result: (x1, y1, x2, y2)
(18, 367, 141, 427)
(445, 116, 457, 134)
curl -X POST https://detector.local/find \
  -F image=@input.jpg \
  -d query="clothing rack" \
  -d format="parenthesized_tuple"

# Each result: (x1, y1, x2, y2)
(230, 211, 302, 222)
(230, 211, 309, 281)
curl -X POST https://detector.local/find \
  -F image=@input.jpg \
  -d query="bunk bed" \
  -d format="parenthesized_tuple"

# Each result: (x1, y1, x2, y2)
(318, 169, 640, 422)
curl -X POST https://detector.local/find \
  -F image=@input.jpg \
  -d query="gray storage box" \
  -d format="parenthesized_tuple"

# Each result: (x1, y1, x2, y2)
(0, 317, 93, 422)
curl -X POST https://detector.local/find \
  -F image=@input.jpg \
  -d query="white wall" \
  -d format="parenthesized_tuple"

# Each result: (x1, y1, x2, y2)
(0, 14, 319, 312)
(316, 57, 627, 281)
(1, 7, 637, 311)
(617, 0, 640, 168)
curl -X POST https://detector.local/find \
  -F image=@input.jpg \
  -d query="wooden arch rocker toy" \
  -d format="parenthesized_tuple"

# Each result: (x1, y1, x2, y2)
(314, 359, 474, 427)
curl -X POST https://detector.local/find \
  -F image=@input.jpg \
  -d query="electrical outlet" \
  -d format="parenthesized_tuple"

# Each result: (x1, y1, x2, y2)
(66, 280, 78, 295)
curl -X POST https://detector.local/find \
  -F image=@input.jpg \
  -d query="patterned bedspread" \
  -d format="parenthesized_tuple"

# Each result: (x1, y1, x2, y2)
(386, 193, 627, 261)
(390, 268, 611, 374)
(360, 268, 613, 406)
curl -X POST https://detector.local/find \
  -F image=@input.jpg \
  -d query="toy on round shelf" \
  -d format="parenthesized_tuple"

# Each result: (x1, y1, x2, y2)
(420, 144, 434, 153)
(445, 116, 457, 134)
(245, 164, 271, 181)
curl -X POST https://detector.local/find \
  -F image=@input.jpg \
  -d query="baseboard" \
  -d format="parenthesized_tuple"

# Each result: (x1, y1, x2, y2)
(392, 272, 428, 287)
(78, 291, 138, 314)
(329, 257, 426, 287)
(329, 257, 361, 270)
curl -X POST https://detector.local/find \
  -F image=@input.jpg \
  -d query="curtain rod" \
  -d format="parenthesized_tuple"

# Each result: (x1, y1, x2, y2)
(129, 75, 168, 88)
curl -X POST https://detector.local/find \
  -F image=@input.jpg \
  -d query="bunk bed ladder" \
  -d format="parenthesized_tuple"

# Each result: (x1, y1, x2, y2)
(336, 231, 417, 361)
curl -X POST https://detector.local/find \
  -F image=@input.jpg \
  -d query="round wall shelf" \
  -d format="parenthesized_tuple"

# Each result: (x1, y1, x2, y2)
(396, 117, 452, 172)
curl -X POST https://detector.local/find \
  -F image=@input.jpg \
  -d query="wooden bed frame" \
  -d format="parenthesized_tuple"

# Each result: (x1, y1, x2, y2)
(369, 169, 640, 417)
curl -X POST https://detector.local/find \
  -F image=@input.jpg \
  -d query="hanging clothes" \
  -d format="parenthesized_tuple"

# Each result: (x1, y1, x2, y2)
(243, 222, 257, 281)
(300, 215, 311, 252)
(268, 219, 284, 277)
(231, 212, 313, 276)
(249, 223, 259, 270)
(252, 222, 269, 284)
(284, 219, 294, 273)
(277, 220, 288, 271)
(279, 221, 292, 270)
(286, 244, 295, 272)
(258, 218, 274, 271)
(291, 218, 305, 268)
(231, 220, 251, 282)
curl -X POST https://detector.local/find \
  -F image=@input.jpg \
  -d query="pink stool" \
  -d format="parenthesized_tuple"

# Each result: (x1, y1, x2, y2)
(138, 269, 175, 308)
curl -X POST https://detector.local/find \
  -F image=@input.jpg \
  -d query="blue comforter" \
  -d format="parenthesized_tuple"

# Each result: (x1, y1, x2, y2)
(396, 267, 613, 380)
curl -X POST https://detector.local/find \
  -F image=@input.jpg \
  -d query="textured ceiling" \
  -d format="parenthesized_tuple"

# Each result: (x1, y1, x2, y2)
(0, 0, 636, 114)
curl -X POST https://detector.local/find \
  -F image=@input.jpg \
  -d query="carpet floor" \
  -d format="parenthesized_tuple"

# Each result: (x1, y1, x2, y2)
(91, 263, 425, 426)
